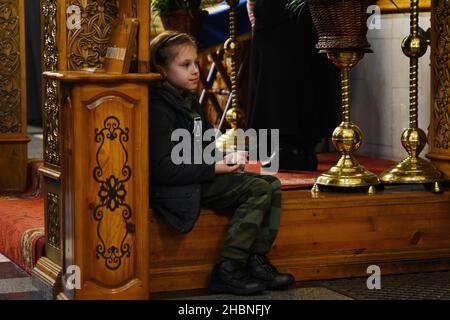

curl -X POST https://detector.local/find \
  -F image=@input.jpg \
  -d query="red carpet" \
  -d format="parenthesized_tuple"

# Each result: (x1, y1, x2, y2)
(0, 160, 44, 274)
(0, 154, 395, 273)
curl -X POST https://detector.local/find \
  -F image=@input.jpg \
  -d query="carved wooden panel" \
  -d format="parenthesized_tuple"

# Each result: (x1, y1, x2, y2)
(61, 80, 149, 299)
(93, 115, 133, 271)
(431, 0, 449, 150)
(0, 0, 22, 134)
(66, 0, 119, 70)
(428, 0, 450, 177)
(47, 192, 61, 250)
(0, 0, 28, 191)
(42, 0, 60, 166)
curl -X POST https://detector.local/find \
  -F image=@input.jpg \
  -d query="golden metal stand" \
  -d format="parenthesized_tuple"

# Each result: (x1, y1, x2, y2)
(313, 50, 380, 194)
(379, 0, 442, 192)
(215, 0, 245, 152)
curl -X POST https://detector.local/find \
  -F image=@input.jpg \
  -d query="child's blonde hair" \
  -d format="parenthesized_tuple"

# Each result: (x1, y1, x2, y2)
(150, 30, 198, 73)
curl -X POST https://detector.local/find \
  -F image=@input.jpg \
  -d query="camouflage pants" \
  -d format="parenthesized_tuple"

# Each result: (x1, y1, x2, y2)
(201, 171, 282, 264)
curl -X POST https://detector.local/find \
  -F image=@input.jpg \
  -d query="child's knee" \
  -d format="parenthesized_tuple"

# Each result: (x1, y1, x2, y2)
(270, 177, 282, 192)
(259, 175, 282, 192)
(249, 179, 273, 204)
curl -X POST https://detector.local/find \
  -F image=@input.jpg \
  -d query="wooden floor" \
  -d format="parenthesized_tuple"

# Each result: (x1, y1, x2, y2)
(149, 186, 450, 294)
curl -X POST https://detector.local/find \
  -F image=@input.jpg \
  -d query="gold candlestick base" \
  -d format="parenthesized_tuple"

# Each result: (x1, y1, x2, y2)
(316, 154, 381, 188)
(379, 156, 442, 184)
(379, 127, 442, 190)
(314, 50, 380, 193)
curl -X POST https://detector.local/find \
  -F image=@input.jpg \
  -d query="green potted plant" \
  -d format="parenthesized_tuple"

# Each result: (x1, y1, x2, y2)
(151, 0, 214, 37)
(286, 0, 398, 50)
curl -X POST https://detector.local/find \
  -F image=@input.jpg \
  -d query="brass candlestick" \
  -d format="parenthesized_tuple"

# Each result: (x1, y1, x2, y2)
(313, 50, 380, 194)
(216, 0, 246, 152)
(379, 0, 442, 192)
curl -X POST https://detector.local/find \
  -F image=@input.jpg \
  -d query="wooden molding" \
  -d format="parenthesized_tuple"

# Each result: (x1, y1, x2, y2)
(378, 0, 431, 13)
(31, 257, 63, 300)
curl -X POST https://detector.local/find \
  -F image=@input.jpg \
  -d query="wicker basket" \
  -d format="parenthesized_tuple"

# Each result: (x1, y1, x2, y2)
(160, 9, 208, 38)
(307, 0, 377, 50)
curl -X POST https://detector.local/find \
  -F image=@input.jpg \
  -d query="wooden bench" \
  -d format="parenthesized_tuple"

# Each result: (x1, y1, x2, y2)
(149, 188, 450, 294)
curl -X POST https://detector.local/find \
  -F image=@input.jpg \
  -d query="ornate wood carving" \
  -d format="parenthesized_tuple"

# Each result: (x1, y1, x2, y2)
(0, 0, 28, 191)
(431, 0, 449, 150)
(0, 0, 21, 134)
(42, 0, 60, 166)
(43, 80, 60, 165)
(93, 116, 132, 270)
(47, 192, 61, 250)
(66, 0, 119, 70)
(42, 0, 58, 72)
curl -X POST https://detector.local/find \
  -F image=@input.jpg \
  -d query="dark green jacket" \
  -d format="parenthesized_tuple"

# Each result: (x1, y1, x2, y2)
(149, 82, 215, 233)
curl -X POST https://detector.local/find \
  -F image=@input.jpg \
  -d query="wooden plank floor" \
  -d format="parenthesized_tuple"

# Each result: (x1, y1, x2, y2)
(149, 187, 450, 294)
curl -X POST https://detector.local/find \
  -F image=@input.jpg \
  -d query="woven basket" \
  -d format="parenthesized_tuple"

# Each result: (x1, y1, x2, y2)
(160, 9, 208, 38)
(307, 0, 377, 50)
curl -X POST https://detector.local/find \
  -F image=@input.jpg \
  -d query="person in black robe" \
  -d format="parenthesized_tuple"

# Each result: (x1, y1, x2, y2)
(246, 0, 341, 171)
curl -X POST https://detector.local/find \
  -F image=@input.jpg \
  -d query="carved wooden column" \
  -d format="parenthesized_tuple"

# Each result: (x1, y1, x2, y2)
(32, 0, 63, 299)
(33, 0, 151, 299)
(427, 0, 450, 178)
(0, 0, 29, 191)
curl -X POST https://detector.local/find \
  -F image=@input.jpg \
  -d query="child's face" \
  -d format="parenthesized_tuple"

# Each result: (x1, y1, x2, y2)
(163, 44, 199, 92)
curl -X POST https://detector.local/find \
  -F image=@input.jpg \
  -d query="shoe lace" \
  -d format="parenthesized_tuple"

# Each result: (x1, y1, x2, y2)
(233, 267, 253, 281)
(254, 254, 278, 272)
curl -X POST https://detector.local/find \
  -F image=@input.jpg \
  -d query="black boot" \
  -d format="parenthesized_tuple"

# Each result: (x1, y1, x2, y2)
(247, 253, 295, 289)
(209, 259, 267, 295)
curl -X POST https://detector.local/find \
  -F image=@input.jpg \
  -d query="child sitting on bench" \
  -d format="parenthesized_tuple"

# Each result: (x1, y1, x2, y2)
(149, 30, 294, 295)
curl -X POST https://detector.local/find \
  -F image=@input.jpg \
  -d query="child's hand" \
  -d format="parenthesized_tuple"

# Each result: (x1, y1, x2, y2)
(215, 162, 240, 174)
(215, 151, 248, 174)
(223, 151, 248, 165)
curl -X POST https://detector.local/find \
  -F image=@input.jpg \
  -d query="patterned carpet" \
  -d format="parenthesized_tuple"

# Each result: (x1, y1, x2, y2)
(0, 160, 45, 274)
